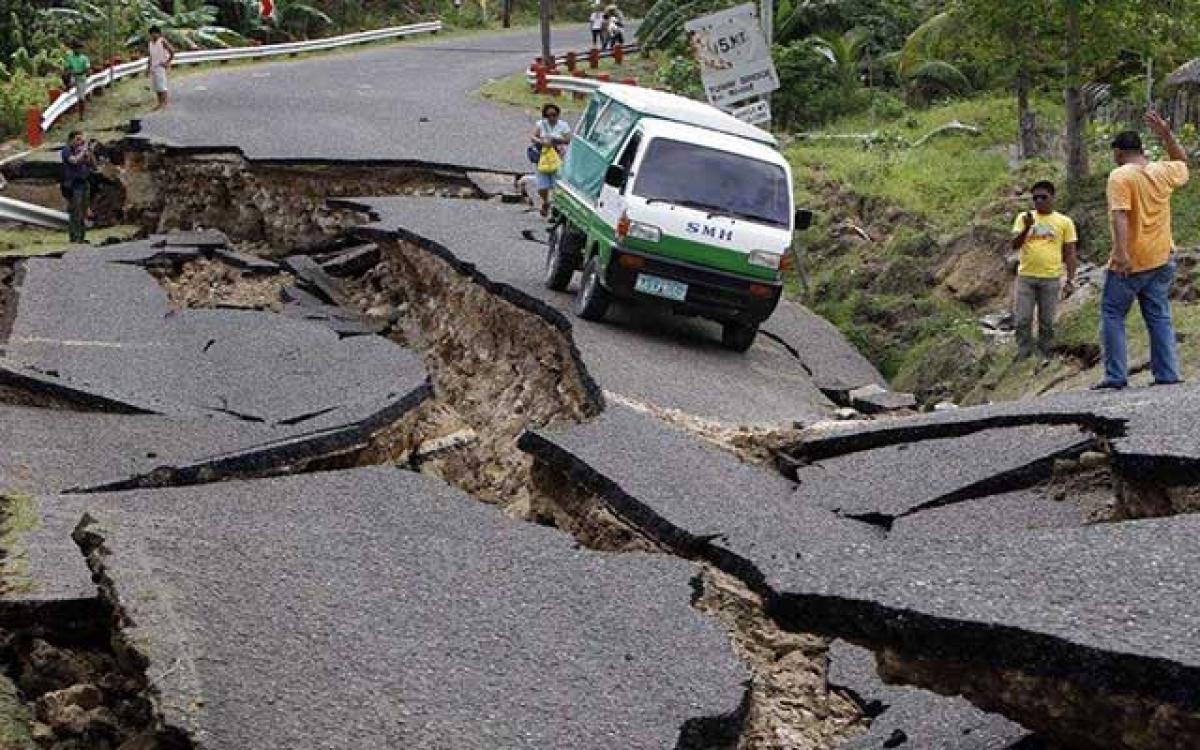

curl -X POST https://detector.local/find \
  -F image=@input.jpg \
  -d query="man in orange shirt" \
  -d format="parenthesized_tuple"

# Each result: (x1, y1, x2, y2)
(1094, 112, 1189, 390)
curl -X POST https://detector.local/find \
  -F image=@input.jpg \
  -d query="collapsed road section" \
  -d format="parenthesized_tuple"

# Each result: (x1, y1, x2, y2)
(1, 148, 1198, 749)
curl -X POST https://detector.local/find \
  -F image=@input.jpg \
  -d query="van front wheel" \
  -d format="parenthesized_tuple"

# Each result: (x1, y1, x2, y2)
(544, 223, 576, 291)
(574, 257, 610, 321)
(721, 321, 758, 352)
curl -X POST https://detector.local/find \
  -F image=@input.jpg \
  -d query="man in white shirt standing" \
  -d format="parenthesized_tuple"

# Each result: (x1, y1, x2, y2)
(589, 4, 606, 49)
(148, 26, 176, 111)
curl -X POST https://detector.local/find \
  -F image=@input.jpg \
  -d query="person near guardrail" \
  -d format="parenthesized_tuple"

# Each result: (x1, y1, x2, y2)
(589, 3, 606, 49)
(64, 42, 91, 121)
(532, 103, 572, 218)
(605, 6, 625, 50)
(148, 26, 177, 111)
(61, 131, 96, 244)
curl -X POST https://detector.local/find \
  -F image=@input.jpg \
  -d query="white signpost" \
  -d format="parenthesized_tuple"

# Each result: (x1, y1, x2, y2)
(729, 99, 772, 126)
(684, 3, 779, 121)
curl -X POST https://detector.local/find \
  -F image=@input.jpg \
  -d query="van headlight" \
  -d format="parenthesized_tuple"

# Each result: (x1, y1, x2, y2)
(626, 221, 661, 243)
(748, 250, 782, 269)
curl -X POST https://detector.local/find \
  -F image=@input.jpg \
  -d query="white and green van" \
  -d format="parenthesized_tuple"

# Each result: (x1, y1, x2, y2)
(546, 83, 811, 352)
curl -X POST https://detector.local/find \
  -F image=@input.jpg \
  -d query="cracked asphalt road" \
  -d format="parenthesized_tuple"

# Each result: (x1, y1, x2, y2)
(359, 196, 883, 424)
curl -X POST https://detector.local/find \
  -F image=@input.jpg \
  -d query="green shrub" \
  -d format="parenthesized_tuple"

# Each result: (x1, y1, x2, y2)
(0, 69, 52, 140)
(652, 55, 703, 99)
(773, 40, 869, 128)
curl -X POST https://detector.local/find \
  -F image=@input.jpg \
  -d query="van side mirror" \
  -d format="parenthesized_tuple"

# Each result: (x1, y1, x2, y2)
(604, 165, 627, 189)
(794, 208, 814, 231)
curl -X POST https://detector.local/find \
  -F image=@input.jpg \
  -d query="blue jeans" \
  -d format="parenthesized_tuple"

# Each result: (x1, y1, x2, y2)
(1100, 258, 1180, 385)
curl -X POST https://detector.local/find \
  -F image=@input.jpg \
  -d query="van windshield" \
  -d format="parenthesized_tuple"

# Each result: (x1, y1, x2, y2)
(631, 138, 790, 228)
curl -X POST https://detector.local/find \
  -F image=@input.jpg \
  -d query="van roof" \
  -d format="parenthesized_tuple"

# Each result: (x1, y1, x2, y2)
(636, 118, 789, 170)
(596, 83, 778, 147)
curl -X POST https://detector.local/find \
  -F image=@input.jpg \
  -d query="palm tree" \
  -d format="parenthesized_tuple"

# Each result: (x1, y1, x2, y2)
(808, 27, 868, 93)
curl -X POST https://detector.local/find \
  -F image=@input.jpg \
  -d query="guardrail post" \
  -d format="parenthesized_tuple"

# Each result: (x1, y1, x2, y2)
(573, 71, 588, 100)
(25, 108, 43, 147)
(589, 48, 600, 69)
(48, 88, 61, 105)
(613, 43, 624, 65)
(533, 63, 548, 94)
(566, 52, 577, 72)
(596, 73, 610, 83)
(621, 77, 637, 86)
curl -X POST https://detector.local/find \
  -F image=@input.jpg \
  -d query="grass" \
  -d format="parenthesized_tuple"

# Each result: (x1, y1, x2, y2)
(0, 492, 39, 596)
(478, 53, 662, 117)
(786, 94, 1055, 238)
(0, 674, 34, 750)
(784, 90, 1200, 404)
(0, 225, 141, 258)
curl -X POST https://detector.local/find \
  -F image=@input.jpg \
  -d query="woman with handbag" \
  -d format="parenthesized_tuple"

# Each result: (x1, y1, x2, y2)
(531, 103, 572, 218)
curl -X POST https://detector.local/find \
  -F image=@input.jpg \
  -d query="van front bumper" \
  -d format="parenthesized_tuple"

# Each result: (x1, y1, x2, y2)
(605, 246, 782, 324)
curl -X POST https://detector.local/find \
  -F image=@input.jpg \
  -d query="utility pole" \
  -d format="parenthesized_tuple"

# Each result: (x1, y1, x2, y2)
(539, 0, 552, 69)
(502, 0, 512, 28)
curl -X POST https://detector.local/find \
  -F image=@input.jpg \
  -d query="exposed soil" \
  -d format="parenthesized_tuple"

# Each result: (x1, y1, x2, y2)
(695, 570, 869, 750)
(114, 146, 481, 252)
(150, 259, 294, 312)
(340, 236, 601, 518)
(1, 259, 17, 343)
(0, 179, 65, 212)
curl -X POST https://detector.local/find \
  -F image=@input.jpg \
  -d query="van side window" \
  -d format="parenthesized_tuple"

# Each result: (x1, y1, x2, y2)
(589, 102, 637, 154)
(576, 97, 606, 141)
(617, 132, 641, 172)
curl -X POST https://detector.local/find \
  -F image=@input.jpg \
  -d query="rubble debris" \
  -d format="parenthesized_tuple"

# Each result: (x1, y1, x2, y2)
(151, 258, 294, 311)
(847, 384, 918, 415)
(280, 254, 350, 306)
(320, 243, 379, 277)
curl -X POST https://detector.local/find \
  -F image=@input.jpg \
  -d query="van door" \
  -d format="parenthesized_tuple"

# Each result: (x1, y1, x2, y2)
(598, 129, 642, 230)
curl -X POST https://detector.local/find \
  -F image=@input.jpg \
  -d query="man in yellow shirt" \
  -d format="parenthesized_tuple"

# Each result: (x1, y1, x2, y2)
(1011, 180, 1077, 360)
(1094, 112, 1189, 390)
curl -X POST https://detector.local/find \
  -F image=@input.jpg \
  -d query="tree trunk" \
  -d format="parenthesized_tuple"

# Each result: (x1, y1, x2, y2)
(1016, 65, 1036, 159)
(1064, 0, 1088, 185)
(539, 0, 552, 68)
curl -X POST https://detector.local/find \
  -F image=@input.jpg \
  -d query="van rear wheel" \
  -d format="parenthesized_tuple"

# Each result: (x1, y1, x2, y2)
(574, 257, 610, 321)
(544, 223, 577, 291)
(721, 321, 758, 352)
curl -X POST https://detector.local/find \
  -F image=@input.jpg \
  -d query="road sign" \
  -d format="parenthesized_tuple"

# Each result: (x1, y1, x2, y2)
(728, 99, 771, 126)
(684, 3, 779, 108)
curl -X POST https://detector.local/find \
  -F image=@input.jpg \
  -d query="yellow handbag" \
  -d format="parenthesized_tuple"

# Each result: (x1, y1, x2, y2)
(537, 146, 562, 174)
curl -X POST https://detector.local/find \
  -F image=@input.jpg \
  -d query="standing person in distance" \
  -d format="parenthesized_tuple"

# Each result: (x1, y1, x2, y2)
(61, 130, 97, 245)
(606, 4, 625, 49)
(589, 3, 606, 49)
(1010, 180, 1077, 362)
(148, 26, 176, 111)
(63, 42, 91, 121)
(531, 103, 571, 218)
(1094, 112, 1190, 390)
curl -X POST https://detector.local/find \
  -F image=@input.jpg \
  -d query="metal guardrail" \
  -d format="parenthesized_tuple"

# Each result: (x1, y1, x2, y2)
(0, 196, 69, 230)
(41, 20, 443, 132)
(523, 44, 642, 94)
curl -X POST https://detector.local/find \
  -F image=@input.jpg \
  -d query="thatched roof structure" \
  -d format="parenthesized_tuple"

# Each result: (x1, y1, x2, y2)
(1167, 58, 1200, 87)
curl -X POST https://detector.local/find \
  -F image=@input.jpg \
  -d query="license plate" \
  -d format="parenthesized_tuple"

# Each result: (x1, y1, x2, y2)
(634, 273, 688, 302)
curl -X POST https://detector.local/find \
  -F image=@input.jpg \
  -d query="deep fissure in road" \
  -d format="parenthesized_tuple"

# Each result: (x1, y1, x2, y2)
(71, 151, 874, 747)
(10, 152, 1200, 747)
